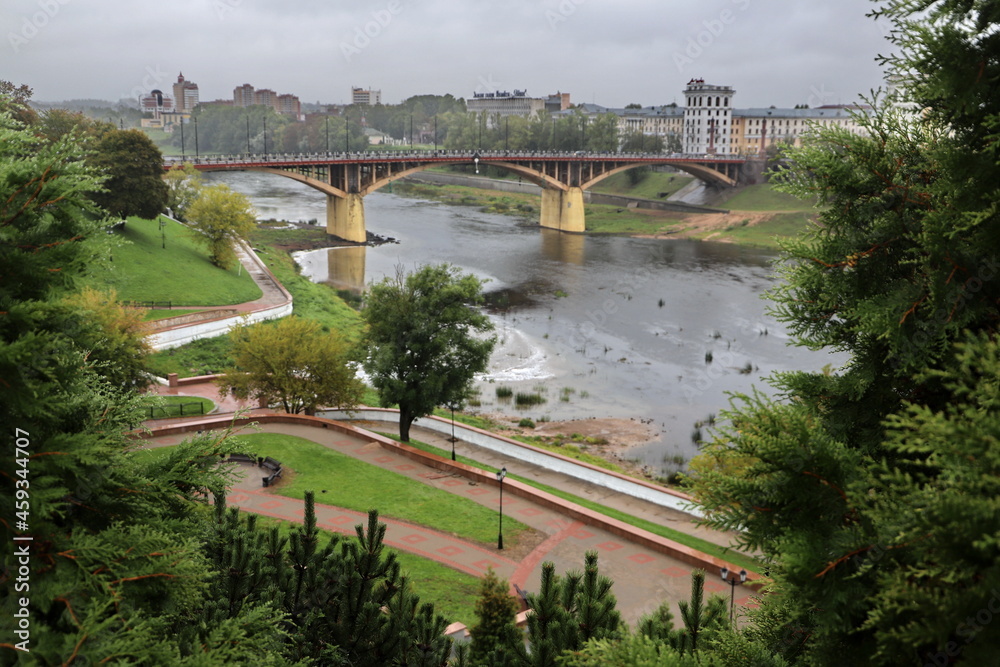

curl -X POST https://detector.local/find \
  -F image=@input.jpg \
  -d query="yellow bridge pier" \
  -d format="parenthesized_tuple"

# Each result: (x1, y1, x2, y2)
(326, 193, 367, 243)
(539, 187, 586, 234)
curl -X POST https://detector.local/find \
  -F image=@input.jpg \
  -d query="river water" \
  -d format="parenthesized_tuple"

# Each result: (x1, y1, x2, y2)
(205, 171, 844, 474)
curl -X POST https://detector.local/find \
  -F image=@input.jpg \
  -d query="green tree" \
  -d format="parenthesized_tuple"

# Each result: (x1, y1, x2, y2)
(186, 182, 257, 269)
(164, 161, 204, 221)
(62, 286, 153, 390)
(206, 495, 452, 665)
(0, 109, 287, 664)
(362, 264, 495, 442)
(89, 128, 169, 220)
(517, 552, 623, 666)
(469, 568, 522, 664)
(216, 315, 364, 414)
(0, 80, 38, 125)
(686, 1, 1000, 664)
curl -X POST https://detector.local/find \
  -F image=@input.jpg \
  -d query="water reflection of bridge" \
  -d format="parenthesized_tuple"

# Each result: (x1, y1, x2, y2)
(310, 228, 585, 294)
(173, 151, 748, 242)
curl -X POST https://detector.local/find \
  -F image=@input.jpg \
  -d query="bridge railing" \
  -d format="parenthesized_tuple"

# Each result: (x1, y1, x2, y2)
(165, 150, 747, 168)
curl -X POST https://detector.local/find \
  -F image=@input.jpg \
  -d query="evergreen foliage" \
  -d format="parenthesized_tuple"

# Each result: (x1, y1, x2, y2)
(517, 552, 623, 666)
(468, 568, 522, 664)
(685, 1, 1000, 663)
(363, 264, 496, 442)
(204, 494, 453, 665)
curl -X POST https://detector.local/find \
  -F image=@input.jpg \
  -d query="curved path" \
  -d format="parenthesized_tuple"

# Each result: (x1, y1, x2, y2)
(144, 419, 758, 628)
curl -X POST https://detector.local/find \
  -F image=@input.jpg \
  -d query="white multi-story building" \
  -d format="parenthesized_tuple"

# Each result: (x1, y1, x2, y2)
(467, 89, 546, 120)
(352, 87, 382, 106)
(682, 79, 735, 155)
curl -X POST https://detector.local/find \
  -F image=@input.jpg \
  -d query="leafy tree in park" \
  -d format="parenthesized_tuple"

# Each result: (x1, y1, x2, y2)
(0, 109, 287, 663)
(88, 128, 169, 220)
(363, 264, 495, 442)
(186, 182, 257, 269)
(468, 568, 522, 665)
(686, 1, 1000, 663)
(216, 315, 364, 414)
(62, 286, 153, 390)
(164, 161, 204, 221)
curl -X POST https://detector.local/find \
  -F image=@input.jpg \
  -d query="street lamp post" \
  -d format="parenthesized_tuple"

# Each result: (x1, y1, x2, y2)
(719, 567, 747, 626)
(449, 404, 457, 461)
(496, 466, 507, 550)
(194, 116, 199, 159)
(325, 117, 330, 155)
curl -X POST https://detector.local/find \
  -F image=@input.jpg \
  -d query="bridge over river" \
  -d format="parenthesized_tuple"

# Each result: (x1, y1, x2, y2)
(168, 151, 749, 242)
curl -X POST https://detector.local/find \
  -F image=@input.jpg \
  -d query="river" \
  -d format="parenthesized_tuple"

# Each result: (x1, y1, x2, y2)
(205, 171, 845, 474)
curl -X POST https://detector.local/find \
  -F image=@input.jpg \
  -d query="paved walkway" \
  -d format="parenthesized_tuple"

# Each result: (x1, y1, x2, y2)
(144, 415, 758, 627)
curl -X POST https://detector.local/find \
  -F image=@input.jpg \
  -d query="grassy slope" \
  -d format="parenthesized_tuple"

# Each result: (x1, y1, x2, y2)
(590, 170, 694, 200)
(145, 227, 365, 378)
(237, 433, 531, 547)
(717, 183, 817, 212)
(92, 216, 262, 306)
(377, 432, 762, 572)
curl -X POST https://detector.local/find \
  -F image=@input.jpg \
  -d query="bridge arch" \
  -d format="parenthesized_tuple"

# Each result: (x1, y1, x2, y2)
(579, 161, 735, 190)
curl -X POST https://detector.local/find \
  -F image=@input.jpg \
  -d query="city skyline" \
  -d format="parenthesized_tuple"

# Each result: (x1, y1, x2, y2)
(5, 0, 893, 109)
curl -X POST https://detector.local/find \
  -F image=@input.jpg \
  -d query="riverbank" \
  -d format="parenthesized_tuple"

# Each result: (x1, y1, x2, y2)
(387, 176, 815, 249)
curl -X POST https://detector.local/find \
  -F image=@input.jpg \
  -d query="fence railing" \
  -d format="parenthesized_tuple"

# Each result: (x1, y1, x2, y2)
(127, 301, 174, 310)
(145, 402, 205, 419)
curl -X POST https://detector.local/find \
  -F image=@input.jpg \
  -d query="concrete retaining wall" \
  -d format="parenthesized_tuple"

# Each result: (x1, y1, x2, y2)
(321, 407, 701, 519)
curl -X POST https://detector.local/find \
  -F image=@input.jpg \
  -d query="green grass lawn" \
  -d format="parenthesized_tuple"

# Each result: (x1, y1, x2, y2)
(590, 170, 694, 200)
(708, 211, 817, 249)
(145, 227, 364, 378)
(583, 204, 689, 235)
(90, 216, 262, 306)
(235, 433, 531, 547)
(718, 183, 817, 211)
(378, 432, 763, 572)
(254, 515, 480, 626)
(146, 335, 234, 378)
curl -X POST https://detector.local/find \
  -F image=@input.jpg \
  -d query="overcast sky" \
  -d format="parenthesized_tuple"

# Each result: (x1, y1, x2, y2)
(4, 0, 894, 109)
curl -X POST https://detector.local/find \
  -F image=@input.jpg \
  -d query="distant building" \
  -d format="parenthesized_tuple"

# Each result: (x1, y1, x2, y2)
(231, 83, 302, 119)
(276, 93, 301, 118)
(731, 105, 868, 155)
(467, 89, 546, 121)
(352, 87, 382, 106)
(233, 83, 255, 106)
(172, 73, 199, 113)
(682, 79, 735, 154)
(140, 89, 173, 118)
(545, 92, 572, 113)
